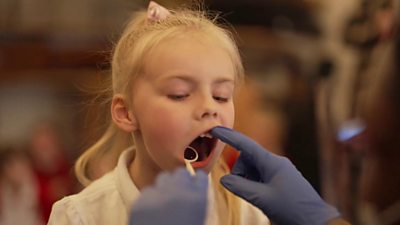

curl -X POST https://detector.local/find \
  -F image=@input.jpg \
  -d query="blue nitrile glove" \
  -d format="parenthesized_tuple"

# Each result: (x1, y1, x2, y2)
(211, 126, 340, 225)
(130, 168, 208, 225)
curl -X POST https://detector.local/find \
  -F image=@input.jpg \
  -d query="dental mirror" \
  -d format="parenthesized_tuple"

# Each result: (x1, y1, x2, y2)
(184, 146, 198, 175)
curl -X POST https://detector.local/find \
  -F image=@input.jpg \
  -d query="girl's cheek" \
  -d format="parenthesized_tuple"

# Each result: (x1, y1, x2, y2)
(145, 108, 185, 138)
(223, 106, 235, 128)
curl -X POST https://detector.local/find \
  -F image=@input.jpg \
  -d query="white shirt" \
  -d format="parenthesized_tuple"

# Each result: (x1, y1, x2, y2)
(47, 149, 269, 225)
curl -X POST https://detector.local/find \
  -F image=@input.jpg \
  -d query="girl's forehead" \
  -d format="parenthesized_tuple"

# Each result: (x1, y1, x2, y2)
(145, 32, 229, 62)
(140, 34, 235, 81)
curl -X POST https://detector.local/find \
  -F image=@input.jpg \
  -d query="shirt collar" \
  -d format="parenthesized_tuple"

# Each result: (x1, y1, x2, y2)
(114, 147, 140, 212)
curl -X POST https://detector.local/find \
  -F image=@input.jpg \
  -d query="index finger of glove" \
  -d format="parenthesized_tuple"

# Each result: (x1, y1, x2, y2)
(211, 126, 276, 169)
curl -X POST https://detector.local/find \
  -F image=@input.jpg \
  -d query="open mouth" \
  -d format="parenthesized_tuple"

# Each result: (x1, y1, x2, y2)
(184, 133, 217, 163)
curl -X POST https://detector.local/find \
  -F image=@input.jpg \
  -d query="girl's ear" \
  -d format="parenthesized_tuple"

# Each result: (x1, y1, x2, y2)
(111, 95, 138, 132)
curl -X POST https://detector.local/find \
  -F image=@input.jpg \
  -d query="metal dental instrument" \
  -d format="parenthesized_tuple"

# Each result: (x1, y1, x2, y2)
(184, 146, 198, 176)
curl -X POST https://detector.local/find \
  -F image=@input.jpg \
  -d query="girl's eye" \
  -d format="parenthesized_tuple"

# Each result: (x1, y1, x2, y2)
(168, 94, 189, 101)
(213, 96, 229, 103)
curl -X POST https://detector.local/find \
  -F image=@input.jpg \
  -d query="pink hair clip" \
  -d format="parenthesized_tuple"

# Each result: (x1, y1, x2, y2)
(147, 1, 171, 23)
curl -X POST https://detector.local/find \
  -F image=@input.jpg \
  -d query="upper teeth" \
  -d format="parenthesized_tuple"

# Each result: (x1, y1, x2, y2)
(199, 133, 212, 138)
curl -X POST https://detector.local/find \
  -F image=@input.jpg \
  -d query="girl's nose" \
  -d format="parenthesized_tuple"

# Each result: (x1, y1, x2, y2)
(201, 108, 218, 119)
(196, 98, 218, 120)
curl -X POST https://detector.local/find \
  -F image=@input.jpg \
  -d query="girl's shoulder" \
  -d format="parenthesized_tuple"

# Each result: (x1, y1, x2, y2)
(48, 171, 126, 225)
(77, 171, 117, 197)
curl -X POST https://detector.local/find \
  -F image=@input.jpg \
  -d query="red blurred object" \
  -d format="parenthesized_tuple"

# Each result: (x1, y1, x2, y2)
(27, 122, 76, 222)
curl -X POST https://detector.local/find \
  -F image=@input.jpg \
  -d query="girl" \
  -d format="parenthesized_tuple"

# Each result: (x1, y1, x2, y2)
(48, 2, 269, 225)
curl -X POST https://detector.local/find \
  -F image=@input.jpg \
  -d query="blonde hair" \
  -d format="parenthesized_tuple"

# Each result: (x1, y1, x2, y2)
(75, 3, 243, 225)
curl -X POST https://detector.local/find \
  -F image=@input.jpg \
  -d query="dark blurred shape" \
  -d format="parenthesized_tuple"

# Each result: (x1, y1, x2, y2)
(317, 58, 335, 80)
(206, 0, 320, 36)
(339, 0, 400, 223)
(344, 0, 395, 49)
(358, 31, 400, 224)
(344, 4, 379, 49)
(0, 34, 109, 73)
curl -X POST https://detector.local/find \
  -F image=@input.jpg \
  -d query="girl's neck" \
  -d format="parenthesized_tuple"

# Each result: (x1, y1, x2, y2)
(128, 152, 160, 190)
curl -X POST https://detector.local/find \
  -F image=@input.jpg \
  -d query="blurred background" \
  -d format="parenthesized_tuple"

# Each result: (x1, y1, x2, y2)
(0, 0, 399, 225)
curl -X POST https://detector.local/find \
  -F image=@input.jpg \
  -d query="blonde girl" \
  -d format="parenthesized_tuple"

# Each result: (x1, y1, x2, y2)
(48, 2, 269, 225)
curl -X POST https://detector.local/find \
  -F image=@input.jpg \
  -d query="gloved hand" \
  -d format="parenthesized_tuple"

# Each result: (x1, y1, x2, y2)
(211, 126, 340, 225)
(130, 168, 208, 225)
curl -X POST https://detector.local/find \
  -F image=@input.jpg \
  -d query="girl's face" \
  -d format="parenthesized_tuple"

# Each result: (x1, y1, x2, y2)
(130, 34, 235, 178)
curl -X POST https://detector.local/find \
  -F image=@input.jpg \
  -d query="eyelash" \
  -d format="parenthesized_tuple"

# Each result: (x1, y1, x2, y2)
(213, 96, 229, 103)
(168, 94, 189, 101)
(168, 95, 229, 103)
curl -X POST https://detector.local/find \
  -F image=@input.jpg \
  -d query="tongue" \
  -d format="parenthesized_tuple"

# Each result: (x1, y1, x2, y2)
(196, 146, 207, 161)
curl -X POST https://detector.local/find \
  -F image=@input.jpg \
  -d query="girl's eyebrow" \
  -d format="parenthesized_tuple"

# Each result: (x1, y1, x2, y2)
(159, 75, 235, 85)
(161, 75, 194, 83)
(213, 78, 235, 86)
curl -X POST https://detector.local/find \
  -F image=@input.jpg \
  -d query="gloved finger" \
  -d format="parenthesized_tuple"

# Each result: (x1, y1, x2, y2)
(155, 168, 207, 192)
(170, 168, 192, 185)
(192, 170, 208, 190)
(154, 170, 174, 191)
(230, 153, 247, 176)
(172, 169, 208, 191)
(211, 126, 268, 156)
(220, 174, 272, 212)
(211, 126, 283, 173)
(231, 154, 261, 181)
